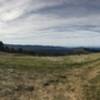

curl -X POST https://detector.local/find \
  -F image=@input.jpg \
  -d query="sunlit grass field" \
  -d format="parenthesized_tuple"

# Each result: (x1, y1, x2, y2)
(0, 52, 100, 100)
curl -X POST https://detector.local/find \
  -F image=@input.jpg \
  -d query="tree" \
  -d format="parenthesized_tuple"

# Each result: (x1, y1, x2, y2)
(4, 46, 10, 52)
(0, 41, 4, 51)
(18, 48, 23, 53)
(10, 47, 16, 53)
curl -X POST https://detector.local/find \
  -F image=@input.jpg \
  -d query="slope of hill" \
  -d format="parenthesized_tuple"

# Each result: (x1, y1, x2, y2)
(0, 52, 100, 100)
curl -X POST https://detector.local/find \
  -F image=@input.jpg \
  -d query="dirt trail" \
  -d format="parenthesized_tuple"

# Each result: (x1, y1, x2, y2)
(66, 60, 100, 100)
(81, 60, 100, 81)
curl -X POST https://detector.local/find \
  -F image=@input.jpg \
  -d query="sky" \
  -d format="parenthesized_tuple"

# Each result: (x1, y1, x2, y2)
(0, 0, 100, 47)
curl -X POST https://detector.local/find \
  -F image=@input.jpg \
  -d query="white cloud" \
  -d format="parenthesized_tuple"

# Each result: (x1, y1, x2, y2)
(0, 0, 100, 46)
(0, 9, 23, 21)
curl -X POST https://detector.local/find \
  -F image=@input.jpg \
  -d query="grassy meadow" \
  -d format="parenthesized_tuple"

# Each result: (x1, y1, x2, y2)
(0, 52, 100, 100)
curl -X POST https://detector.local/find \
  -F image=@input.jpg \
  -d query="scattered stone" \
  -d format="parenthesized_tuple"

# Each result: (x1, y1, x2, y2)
(0, 88, 13, 96)
(59, 75, 66, 79)
(7, 68, 14, 73)
(43, 79, 59, 86)
(15, 85, 34, 92)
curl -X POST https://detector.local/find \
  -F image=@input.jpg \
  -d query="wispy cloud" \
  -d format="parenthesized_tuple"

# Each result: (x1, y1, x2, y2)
(0, 0, 100, 46)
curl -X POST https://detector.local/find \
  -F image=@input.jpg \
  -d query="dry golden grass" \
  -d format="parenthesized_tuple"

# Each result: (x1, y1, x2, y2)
(0, 52, 100, 100)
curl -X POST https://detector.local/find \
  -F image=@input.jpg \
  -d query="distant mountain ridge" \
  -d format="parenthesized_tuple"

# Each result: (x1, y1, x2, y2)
(0, 41, 100, 55)
(5, 44, 100, 55)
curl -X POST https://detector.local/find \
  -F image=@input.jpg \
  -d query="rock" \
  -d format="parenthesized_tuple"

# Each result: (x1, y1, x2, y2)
(15, 85, 34, 92)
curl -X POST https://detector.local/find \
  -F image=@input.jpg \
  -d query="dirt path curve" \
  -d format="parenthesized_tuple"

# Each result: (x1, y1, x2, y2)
(66, 59, 100, 100)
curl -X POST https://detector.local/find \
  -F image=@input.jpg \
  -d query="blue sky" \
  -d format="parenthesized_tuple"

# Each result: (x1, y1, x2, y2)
(0, 0, 100, 47)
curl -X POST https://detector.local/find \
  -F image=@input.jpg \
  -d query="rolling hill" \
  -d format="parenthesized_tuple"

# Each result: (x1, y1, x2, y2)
(0, 52, 100, 100)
